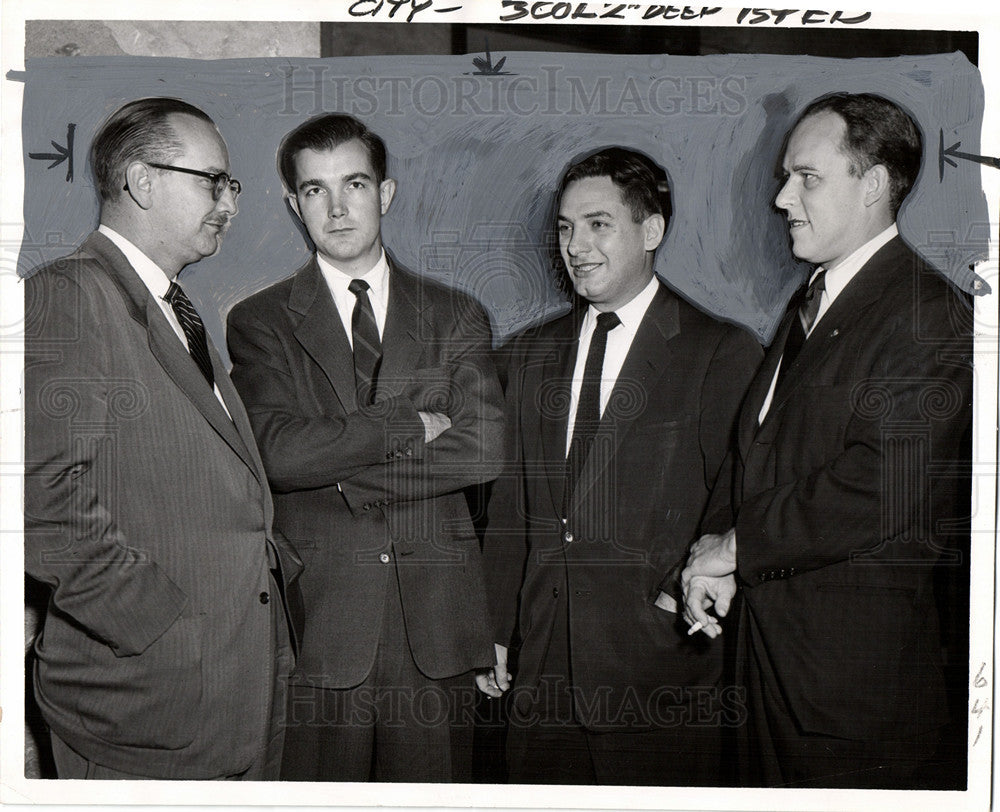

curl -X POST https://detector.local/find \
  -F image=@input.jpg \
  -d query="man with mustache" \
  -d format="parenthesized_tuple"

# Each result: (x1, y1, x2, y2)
(681, 93, 972, 788)
(227, 113, 503, 782)
(24, 97, 302, 779)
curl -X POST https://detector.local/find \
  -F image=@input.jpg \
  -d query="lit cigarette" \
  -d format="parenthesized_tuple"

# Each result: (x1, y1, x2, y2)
(687, 621, 705, 636)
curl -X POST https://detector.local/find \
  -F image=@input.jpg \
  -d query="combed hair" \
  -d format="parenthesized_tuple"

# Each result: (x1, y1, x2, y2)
(277, 114, 387, 191)
(91, 98, 214, 202)
(798, 92, 923, 215)
(558, 147, 671, 224)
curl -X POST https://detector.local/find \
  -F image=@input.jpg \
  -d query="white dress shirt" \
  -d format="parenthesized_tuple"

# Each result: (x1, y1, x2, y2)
(565, 275, 660, 457)
(758, 223, 898, 423)
(99, 224, 231, 416)
(317, 250, 390, 345)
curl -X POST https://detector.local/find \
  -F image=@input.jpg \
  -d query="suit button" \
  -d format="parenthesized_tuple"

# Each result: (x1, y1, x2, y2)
(564, 531, 574, 543)
(552, 587, 559, 598)
(259, 591, 269, 604)
(379, 553, 390, 563)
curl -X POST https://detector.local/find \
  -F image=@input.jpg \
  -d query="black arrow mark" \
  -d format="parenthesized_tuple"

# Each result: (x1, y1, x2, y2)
(471, 38, 510, 76)
(29, 123, 75, 182)
(939, 129, 1000, 181)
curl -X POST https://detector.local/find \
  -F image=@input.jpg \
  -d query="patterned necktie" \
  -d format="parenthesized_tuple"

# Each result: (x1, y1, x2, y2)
(565, 311, 621, 511)
(777, 269, 826, 392)
(164, 281, 214, 388)
(348, 278, 382, 406)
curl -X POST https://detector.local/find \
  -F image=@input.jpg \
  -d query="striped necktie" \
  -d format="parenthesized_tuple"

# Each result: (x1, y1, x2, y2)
(164, 281, 214, 388)
(348, 278, 383, 406)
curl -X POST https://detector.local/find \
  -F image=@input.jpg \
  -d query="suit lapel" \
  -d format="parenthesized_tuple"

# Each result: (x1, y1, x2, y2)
(378, 262, 427, 398)
(538, 325, 579, 518)
(567, 284, 679, 516)
(765, 237, 905, 419)
(289, 259, 359, 413)
(84, 232, 258, 474)
(739, 312, 792, 456)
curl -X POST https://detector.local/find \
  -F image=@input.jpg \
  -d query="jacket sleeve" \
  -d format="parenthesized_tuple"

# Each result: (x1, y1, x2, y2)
(335, 295, 504, 509)
(24, 266, 188, 657)
(480, 336, 530, 645)
(735, 294, 972, 584)
(226, 297, 428, 493)
(657, 324, 763, 595)
(227, 290, 503, 509)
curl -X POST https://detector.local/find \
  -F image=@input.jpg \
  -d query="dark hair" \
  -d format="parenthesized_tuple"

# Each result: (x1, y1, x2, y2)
(797, 93, 922, 215)
(277, 114, 387, 191)
(558, 147, 671, 224)
(91, 98, 215, 202)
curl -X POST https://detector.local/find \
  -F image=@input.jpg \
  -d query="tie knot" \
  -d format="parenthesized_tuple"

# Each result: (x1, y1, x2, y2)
(805, 270, 826, 302)
(348, 279, 371, 298)
(164, 281, 188, 306)
(595, 311, 621, 334)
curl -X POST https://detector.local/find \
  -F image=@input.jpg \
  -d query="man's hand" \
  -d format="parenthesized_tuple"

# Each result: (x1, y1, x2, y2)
(418, 411, 451, 443)
(681, 528, 738, 638)
(681, 574, 736, 639)
(474, 643, 511, 698)
(684, 528, 737, 578)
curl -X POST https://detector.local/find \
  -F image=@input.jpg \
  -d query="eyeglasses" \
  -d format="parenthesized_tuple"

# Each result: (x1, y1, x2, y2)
(124, 162, 242, 200)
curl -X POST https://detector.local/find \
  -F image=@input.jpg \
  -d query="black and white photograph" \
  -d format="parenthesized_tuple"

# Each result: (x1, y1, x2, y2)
(1, 1, 996, 810)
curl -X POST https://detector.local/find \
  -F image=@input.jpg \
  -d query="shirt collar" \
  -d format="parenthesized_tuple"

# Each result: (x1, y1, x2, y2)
(581, 274, 659, 336)
(98, 224, 173, 299)
(812, 223, 897, 304)
(317, 249, 389, 299)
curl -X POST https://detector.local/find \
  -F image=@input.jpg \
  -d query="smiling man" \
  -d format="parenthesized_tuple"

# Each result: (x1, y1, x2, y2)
(681, 93, 973, 788)
(24, 97, 302, 779)
(480, 148, 761, 784)
(226, 113, 503, 782)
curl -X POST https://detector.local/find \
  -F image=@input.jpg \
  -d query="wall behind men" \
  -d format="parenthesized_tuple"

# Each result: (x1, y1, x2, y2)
(18, 51, 987, 354)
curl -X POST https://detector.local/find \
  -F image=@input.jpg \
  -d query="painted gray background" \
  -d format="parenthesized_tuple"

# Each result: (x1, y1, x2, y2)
(18, 51, 987, 356)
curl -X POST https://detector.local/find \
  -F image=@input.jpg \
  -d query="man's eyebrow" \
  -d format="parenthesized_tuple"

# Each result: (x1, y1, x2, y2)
(789, 163, 819, 173)
(344, 172, 374, 183)
(297, 177, 325, 191)
(558, 209, 614, 221)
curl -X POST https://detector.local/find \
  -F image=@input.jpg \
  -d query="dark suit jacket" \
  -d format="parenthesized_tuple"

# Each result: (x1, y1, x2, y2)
(227, 256, 502, 688)
(483, 281, 762, 730)
(24, 231, 302, 779)
(733, 236, 973, 743)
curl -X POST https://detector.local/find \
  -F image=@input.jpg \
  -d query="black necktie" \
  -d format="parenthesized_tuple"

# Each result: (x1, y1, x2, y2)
(565, 311, 621, 510)
(776, 269, 826, 392)
(348, 278, 382, 406)
(164, 281, 214, 388)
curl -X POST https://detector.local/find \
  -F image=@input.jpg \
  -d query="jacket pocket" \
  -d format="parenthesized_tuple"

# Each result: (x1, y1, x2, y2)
(77, 613, 205, 750)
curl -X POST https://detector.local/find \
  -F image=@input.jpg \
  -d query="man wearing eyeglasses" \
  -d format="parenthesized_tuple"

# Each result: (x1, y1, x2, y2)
(24, 97, 302, 780)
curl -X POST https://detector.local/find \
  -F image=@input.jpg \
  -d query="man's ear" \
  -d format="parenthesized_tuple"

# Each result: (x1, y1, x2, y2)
(286, 192, 302, 221)
(379, 178, 397, 216)
(863, 164, 891, 208)
(642, 212, 666, 251)
(124, 161, 154, 210)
